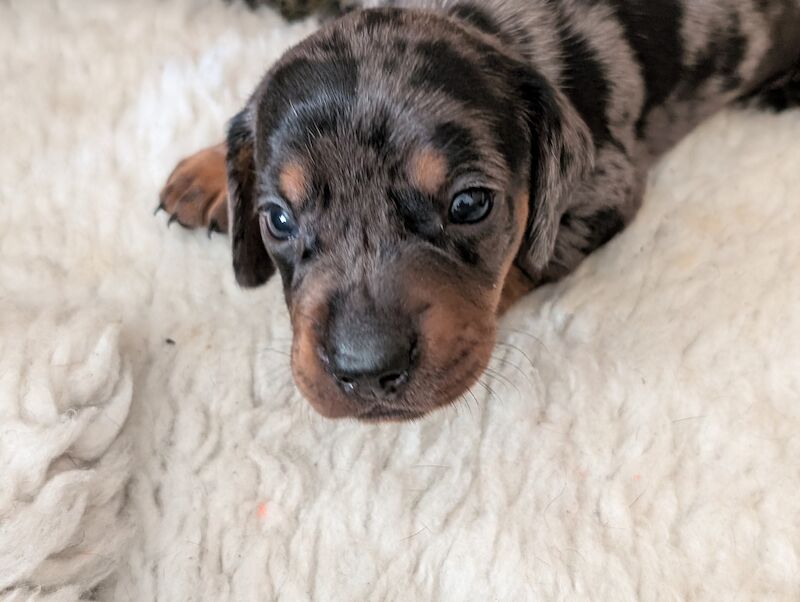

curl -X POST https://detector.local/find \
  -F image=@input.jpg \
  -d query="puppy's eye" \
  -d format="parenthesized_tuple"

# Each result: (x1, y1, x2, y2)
(263, 203, 299, 240)
(449, 189, 493, 224)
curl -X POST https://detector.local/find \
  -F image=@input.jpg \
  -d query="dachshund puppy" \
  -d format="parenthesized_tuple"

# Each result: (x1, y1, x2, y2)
(159, 0, 800, 421)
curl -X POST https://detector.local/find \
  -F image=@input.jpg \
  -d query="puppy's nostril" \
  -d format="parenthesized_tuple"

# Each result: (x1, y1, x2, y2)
(379, 370, 409, 393)
(335, 374, 357, 394)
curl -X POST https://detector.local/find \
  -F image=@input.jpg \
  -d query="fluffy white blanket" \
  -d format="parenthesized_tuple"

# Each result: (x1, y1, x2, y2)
(2, 1, 799, 600)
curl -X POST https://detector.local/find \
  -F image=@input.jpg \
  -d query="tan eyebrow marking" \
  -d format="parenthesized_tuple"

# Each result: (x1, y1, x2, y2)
(408, 147, 447, 195)
(278, 160, 308, 205)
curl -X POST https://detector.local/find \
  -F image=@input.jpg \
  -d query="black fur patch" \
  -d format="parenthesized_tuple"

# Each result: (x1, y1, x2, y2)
(449, 3, 509, 43)
(410, 40, 498, 114)
(608, 0, 684, 137)
(316, 29, 351, 57)
(743, 61, 800, 111)
(389, 188, 442, 242)
(431, 121, 481, 170)
(412, 37, 526, 173)
(556, 16, 614, 149)
(317, 181, 332, 210)
(454, 239, 480, 266)
(578, 208, 625, 253)
(356, 107, 393, 155)
(256, 56, 359, 157)
(392, 38, 408, 54)
(686, 14, 746, 93)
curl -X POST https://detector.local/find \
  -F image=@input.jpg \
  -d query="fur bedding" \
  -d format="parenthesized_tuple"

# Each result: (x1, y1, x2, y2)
(1, 1, 799, 599)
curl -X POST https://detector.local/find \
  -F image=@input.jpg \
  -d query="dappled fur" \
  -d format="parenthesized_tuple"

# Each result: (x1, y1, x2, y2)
(160, 0, 800, 420)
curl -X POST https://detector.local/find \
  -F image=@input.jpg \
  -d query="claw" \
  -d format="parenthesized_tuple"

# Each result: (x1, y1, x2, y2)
(167, 214, 178, 227)
(153, 203, 165, 216)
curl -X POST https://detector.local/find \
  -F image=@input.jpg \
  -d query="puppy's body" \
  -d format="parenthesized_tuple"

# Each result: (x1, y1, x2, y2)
(160, 0, 800, 420)
(390, 0, 800, 281)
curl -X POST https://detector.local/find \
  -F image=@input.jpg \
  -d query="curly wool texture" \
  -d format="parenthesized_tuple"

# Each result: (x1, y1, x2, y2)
(0, 307, 134, 601)
(1, 0, 799, 600)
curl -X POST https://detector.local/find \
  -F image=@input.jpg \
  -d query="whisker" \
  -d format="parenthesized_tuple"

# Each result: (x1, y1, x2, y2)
(489, 354, 536, 387)
(473, 378, 501, 404)
(456, 389, 474, 419)
(493, 341, 538, 372)
(496, 328, 551, 354)
(254, 346, 292, 359)
(444, 393, 467, 420)
(465, 386, 482, 419)
(483, 366, 523, 402)
(190, 339, 292, 359)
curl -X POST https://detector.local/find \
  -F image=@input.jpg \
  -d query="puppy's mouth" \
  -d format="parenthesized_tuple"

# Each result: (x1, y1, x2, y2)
(355, 404, 426, 422)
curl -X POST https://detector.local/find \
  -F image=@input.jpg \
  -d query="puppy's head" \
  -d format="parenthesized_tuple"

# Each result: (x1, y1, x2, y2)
(227, 8, 592, 420)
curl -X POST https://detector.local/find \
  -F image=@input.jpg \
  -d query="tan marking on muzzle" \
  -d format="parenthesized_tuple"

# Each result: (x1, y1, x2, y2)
(401, 262, 496, 406)
(290, 272, 358, 419)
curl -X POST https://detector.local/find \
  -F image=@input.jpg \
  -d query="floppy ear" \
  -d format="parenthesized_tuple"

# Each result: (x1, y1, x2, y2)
(226, 108, 275, 287)
(516, 71, 594, 277)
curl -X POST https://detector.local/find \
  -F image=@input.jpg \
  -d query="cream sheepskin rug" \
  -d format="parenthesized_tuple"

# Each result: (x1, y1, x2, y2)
(1, 1, 799, 600)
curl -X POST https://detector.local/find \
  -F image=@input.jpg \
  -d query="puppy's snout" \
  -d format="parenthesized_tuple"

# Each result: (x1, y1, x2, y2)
(325, 302, 416, 399)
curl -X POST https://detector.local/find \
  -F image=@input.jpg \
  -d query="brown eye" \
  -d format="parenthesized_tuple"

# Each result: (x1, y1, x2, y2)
(262, 203, 299, 240)
(449, 188, 493, 224)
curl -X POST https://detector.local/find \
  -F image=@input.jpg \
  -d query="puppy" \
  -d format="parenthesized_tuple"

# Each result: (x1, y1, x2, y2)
(159, 0, 800, 421)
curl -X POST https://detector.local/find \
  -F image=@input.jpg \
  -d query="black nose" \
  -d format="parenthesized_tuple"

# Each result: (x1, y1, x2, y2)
(326, 304, 415, 398)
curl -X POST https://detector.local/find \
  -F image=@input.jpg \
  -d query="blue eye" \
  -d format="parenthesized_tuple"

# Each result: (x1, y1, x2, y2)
(449, 189, 493, 224)
(263, 203, 298, 240)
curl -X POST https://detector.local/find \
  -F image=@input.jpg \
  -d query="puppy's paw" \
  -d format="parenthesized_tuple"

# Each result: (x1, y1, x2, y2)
(158, 143, 229, 235)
